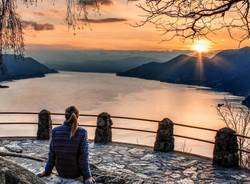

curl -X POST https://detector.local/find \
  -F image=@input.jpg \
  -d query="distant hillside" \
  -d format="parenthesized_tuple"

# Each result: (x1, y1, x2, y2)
(0, 55, 57, 82)
(117, 47, 250, 96)
(46, 56, 162, 73)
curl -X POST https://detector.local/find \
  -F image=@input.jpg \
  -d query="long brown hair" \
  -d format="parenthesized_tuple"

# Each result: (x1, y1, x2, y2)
(65, 106, 79, 138)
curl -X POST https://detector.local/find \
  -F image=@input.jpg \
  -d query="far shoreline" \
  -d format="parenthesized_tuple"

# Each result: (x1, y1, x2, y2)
(0, 71, 59, 87)
(116, 73, 246, 98)
(1, 71, 243, 104)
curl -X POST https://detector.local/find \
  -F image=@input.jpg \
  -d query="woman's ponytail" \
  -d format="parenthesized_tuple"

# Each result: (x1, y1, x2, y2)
(65, 106, 79, 138)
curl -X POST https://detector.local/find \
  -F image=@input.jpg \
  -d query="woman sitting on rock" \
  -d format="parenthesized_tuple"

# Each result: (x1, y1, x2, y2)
(38, 106, 95, 184)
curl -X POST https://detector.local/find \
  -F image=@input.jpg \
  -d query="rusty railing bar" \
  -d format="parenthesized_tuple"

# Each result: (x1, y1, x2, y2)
(0, 122, 97, 129)
(0, 122, 37, 125)
(0, 112, 39, 115)
(111, 126, 157, 134)
(78, 125, 97, 128)
(174, 123, 218, 132)
(0, 112, 215, 132)
(0, 112, 159, 122)
(0, 112, 249, 140)
(110, 116, 159, 123)
(236, 134, 250, 140)
(0, 122, 215, 144)
(173, 134, 215, 144)
(0, 112, 219, 132)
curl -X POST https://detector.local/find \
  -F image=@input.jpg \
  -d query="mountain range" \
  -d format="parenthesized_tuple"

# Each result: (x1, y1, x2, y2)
(117, 47, 250, 96)
(0, 55, 57, 82)
(43, 56, 162, 73)
(26, 48, 185, 73)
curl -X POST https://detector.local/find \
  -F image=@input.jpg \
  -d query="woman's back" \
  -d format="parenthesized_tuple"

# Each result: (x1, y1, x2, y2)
(51, 122, 88, 178)
(40, 106, 93, 183)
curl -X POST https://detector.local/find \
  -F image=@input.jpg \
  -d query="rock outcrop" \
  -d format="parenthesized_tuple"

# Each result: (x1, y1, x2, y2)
(94, 112, 113, 144)
(154, 118, 174, 152)
(4, 144, 23, 153)
(37, 110, 52, 140)
(0, 156, 45, 184)
(0, 84, 9, 88)
(213, 127, 239, 167)
(242, 96, 250, 108)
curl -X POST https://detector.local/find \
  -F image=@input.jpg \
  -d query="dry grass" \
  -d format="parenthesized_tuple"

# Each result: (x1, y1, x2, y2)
(217, 98, 250, 168)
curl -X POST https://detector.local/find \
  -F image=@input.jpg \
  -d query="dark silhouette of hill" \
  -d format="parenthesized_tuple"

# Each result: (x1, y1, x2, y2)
(0, 55, 57, 82)
(46, 56, 162, 73)
(117, 47, 250, 96)
(242, 96, 250, 108)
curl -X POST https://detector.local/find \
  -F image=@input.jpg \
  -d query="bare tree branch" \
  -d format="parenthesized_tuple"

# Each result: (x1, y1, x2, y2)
(0, 0, 99, 75)
(0, 0, 24, 75)
(217, 98, 250, 168)
(137, 0, 250, 43)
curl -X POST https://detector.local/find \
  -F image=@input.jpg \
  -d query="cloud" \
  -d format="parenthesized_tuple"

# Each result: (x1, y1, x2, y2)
(81, 18, 127, 23)
(22, 21, 55, 31)
(49, 9, 60, 14)
(33, 12, 45, 16)
(79, 0, 113, 6)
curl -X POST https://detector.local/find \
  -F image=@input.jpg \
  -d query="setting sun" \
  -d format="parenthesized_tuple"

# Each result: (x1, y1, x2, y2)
(192, 40, 211, 53)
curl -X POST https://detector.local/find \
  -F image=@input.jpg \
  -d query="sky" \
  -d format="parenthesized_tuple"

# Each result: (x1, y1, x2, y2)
(17, 0, 250, 51)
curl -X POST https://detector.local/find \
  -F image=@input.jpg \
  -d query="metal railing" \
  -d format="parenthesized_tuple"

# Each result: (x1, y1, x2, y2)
(0, 111, 249, 154)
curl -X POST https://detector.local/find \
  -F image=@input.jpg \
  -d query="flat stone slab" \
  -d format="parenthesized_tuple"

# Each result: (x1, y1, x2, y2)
(0, 139, 250, 183)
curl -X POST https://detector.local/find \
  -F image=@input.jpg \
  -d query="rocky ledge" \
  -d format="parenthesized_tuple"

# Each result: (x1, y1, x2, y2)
(0, 139, 249, 184)
(0, 84, 9, 88)
(0, 156, 44, 184)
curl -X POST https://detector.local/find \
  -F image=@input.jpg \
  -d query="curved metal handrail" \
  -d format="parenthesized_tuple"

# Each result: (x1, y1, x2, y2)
(0, 111, 249, 154)
(0, 111, 219, 132)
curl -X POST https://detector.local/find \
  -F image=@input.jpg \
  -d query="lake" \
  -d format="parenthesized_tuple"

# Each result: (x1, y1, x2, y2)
(0, 72, 241, 157)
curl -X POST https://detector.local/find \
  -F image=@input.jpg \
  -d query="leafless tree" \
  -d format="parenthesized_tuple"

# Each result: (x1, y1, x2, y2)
(0, 0, 24, 75)
(137, 0, 250, 43)
(1, 0, 250, 75)
(217, 98, 250, 168)
(0, 0, 99, 75)
(66, 0, 101, 30)
(22, 0, 101, 29)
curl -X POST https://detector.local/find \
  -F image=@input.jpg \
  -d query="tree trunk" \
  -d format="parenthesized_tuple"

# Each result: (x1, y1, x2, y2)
(0, 14, 5, 76)
(0, 51, 6, 76)
(0, 53, 3, 75)
(0, 30, 7, 75)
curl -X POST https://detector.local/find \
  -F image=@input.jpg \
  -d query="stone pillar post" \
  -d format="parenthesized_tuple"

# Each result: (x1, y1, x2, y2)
(242, 96, 250, 108)
(154, 118, 174, 152)
(37, 109, 52, 140)
(94, 112, 113, 144)
(213, 127, 239, 167)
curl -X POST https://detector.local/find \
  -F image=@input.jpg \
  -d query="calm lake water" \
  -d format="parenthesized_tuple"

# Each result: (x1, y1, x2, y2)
(0, 72, 242, 157)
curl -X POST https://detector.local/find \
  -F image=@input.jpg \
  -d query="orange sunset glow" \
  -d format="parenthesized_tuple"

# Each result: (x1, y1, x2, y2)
(191, 40, 211, 53)
(1, 1, 250, 181)
(17, 0, 250, 51)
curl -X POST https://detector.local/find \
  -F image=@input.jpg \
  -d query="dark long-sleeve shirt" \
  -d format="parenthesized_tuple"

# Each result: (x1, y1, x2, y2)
(45, 121, 91, 179)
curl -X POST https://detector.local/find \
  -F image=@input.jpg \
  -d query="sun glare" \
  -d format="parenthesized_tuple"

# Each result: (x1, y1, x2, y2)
(192, 40, 210, 53)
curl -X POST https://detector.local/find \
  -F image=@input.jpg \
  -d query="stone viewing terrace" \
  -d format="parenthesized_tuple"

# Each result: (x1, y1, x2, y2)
(0, 110, 249, 183)
(0, 139, 250, 184)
